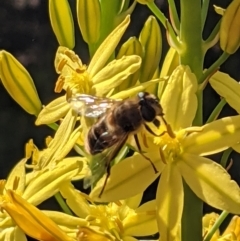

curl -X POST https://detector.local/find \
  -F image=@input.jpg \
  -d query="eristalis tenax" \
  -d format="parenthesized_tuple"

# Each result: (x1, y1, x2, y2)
(68, 92, 168, 197)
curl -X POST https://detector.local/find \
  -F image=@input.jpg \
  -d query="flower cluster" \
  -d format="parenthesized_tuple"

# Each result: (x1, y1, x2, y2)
(1, 0, 240, 241)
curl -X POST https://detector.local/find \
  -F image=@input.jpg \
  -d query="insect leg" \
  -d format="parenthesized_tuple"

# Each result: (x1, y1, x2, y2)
(133, 134, 158, 174)
(144, 123, 166, 137)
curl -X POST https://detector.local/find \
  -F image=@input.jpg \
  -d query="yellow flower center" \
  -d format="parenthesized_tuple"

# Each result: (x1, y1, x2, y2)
(55, 48, 93, 94)
(86, 202, 127, 240)
(153, 126, 183, 164)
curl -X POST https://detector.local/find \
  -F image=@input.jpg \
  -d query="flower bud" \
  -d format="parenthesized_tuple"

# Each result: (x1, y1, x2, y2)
(116, 37, 143, 91)
(49, 0, 75, 49)
(77, 0, 101, 44)
(220, 0, 240, 54)
(139, 16, 162, 82)
(0, 51, 41, 115)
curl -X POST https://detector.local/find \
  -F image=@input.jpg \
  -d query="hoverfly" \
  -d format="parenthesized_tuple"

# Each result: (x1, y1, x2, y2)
(69, 92, 167, 197)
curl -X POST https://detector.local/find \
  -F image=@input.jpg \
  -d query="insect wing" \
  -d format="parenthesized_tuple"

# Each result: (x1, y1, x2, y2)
(68, 94, 118, 118)
(84, 133, 129, 192)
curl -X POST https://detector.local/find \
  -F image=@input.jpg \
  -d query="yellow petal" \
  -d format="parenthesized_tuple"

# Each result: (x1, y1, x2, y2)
(1, 190, 73, 241)
(0, 227, 26, 241)
(116, 37, 142, 91)
(92, 55, 141, 96)
(5, 159, 26, 193)
(77, 226, 115, 241)
(209, 71, 240, 113)
(123, 200, 158, 236)
(110, 78, 162, 99)
(0, 51, 41, 115)
(49, 0, 75, 49)
(161, 65, 198, 130)
(90, 152, 163, 202)
(156, 164, 183, 241)
(158, 47, 179, 98)
(123, 237, 138, 241)
(37, 110, 78, 169)
(88, 15, 130, 77)
(36, 96, 70, 125)
(60, 182, 91, 218)
(43, 210, 87, 228)
(178, 154, 240, 213)
(123, 193, 143, 210)
(22, 160, 82, 206)
(182, 115, 240, 155)
(92, 55, 141, 84)
(159, 48, 179, 78)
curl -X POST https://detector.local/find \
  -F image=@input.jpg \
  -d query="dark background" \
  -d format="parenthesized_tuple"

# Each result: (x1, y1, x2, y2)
(0, 0, 240, 239)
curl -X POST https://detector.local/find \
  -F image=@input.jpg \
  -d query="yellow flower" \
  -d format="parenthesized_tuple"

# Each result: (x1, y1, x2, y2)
(203, 213, 240, 241)
(0, 159, 83, 240)
(36, 15, 141, 125)
(0, 189, 74, 241)
(209, 71, 240, 153)
(60, 182, 158, 241)
(90, 65, 240, 241)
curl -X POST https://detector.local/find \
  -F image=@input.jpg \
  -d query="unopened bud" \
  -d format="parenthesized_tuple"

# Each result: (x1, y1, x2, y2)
(49, 0, 75, 49)
(116, 37, 143, 91)
(0, 51, 41, 115)
(220, 0, 240, 54)
(77, 0, 101, 44)
(139, 16, 162, 82)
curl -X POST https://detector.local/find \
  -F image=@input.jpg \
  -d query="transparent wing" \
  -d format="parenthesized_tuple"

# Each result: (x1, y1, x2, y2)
(83, 133, 129, 190)
(68, 94, 120, 118)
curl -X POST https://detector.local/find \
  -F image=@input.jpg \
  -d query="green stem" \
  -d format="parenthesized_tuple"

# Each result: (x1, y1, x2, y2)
(147, 2, 167, 28)
(168, 0, 180, 32)
(201, 0, 210, 32)
(54, 192, 73, 215)
(180, 1, 203, 241)
(182, 181, 203, 241)
(199, 52, 230, 84)
(204, 19, 220, 46)
(47, 122, 59, 131)
(179, 0, 203, 77)
(206, 98, 226, 123)
(220, 148, 233, 168)
(203, 211, 229, 241)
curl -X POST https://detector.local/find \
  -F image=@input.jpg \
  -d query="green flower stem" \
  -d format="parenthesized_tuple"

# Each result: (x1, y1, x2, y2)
(203, 211, 229, 241)
(179, 0, 203, 78)
(182, 181, 203, 241)
(199, 52, 230, 84)
(204, 20, 220, 51)
(168, 0, 180, 31)
(206, 98, 227, 123)
(180, 1, 203, 241)
(88, 44, 97, 59)
(147, 2, 167, 28)
(220, 148, 233, 168)
(201, 0, 210, 31)
(47, 122, 58, 131)
(54, 192, 73, 215)
(96, 0, 120, 49)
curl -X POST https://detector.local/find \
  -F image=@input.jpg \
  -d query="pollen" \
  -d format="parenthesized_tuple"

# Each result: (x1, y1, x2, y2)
(154, 131, 182, 164)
